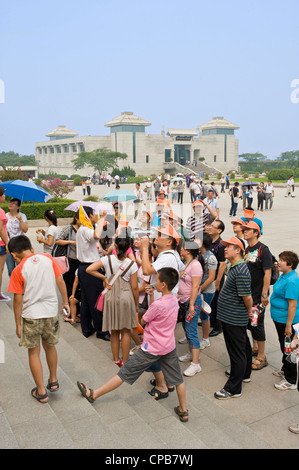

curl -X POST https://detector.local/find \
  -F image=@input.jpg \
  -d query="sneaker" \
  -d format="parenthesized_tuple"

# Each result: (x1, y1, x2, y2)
(272, 369, 285, 378)
(288, 424, 299, 434)
(225, 370, 251, 383)
(179, 352, 192, 362)
(184, 362, 201, 377)
(274, 379, 297, 390)
(0, 293, 11, 301)
(214, 388, 242, 400)
(178, 336, 188, 344)
(200, 338, 210, 350)
(114, 359, 123, 367)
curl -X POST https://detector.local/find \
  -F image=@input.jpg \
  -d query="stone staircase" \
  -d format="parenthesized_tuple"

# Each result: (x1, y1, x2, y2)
(1, 300, 280, 450)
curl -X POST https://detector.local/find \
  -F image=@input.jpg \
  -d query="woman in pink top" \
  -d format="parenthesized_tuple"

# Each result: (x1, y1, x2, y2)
(0, 187, 10, 301)
(178, 241, 204, 377)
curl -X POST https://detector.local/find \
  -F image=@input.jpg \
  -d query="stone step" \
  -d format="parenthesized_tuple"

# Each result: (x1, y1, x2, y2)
(0, 302, 275, 449)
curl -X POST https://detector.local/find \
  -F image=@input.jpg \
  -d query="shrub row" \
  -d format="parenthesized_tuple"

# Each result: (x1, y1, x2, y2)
(1, 199, 76, 220)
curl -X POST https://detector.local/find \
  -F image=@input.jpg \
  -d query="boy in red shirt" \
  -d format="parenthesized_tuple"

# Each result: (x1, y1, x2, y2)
(8, 235, 69, 403)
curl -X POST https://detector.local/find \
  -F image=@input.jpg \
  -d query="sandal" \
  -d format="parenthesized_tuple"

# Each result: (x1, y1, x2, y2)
(150, 379, 175, 392)
(174, 406, 189, 422)
(31, 387, 48, 404)
(64, 317, 75, 325)
(46, 380, 59, 392)
(148, 387, 168, 400)
(77, 381, 95, 403)
(252, 357, 268, 370)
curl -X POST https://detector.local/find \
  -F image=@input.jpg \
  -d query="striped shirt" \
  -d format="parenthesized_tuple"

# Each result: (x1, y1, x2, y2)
(217, 260, 251, 326)
(186, 213, 209, 240)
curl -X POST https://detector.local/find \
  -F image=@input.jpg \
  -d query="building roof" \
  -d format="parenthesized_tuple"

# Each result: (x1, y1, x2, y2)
(198, 116, 239, 131)
(104, 111, 151, 127)
(167, 128, 198, 137)
(46, 125, 78, 137)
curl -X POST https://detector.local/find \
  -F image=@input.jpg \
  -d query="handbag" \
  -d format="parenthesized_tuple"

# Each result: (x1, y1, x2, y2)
(95, 256, 134, 311)
(54, 256, 70, 274)
(52, 225, 72, 258)
(177, 301, 189, 323)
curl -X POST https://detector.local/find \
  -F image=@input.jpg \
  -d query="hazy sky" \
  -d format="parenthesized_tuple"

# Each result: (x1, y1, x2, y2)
(0, 0, 298, 159)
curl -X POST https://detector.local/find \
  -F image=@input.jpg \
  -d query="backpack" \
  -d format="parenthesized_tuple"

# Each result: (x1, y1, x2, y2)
(256, 244, 279, 285)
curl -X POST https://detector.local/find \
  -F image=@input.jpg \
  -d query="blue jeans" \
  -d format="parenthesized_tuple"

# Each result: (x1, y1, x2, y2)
(229, 200, 238, 216)
(6, 253, 16, 277)
(182, 294, 202, 349)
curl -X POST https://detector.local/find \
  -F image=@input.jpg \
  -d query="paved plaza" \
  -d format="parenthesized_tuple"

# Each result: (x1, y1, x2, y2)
(1, 181, 299, 450)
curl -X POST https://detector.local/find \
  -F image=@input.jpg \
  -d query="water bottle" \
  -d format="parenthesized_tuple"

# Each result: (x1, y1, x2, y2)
(284, 336, 292, 354)
(251, 306, 259, 327)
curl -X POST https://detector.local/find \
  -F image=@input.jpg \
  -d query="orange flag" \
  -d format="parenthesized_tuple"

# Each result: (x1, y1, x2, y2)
(79, 204, 93, 229)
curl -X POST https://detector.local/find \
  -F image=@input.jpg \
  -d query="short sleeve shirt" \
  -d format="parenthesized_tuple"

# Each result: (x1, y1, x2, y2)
(270, 270, 299, 324)
(244, 242, 273, 304)
(178, 260, 203, 303)
(8, 253, 64, 319)
(142, 294, 179, 355)
(0, 208, 8, 246)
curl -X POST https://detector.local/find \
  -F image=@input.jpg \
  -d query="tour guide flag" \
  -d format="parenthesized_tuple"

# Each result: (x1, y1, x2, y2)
(79, 204, 93, 229)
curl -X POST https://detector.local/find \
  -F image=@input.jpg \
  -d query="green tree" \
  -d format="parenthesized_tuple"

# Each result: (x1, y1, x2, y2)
(73, 147, 128, 174)
(239, 152, 267, 162)
(278, 151, 299, 168)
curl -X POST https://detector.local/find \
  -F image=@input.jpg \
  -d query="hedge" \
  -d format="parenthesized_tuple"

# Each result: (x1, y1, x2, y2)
(267, 169, 294, 181)
(0, 199, 76, 220)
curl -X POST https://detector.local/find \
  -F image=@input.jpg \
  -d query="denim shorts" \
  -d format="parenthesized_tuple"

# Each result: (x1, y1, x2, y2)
(182, 293, 202, 349)
(0, 245, 6, 256)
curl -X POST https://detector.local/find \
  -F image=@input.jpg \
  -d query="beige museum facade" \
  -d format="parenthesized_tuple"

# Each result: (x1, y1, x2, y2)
(35, 112, 240, 176)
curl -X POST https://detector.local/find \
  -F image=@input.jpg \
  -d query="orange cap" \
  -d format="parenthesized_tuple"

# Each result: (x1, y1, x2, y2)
(240, 221, 261, 233)
(156, 224, 179, 244)
(156, 199, 164, 204)
(231, 218, 246, 226)
(220, 236, 245, 250)
(243, 209, 254, 218)
(193, 200, 203, 207)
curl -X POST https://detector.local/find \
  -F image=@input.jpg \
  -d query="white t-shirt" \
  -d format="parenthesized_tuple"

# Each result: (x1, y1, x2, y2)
(152, 250, 185, 299)
(76, 225, 99, 263)
(8, 253, 64, 319)
(101, 255, 138, 282)
(43, 225, 60, 254)
(6, 212, 27, 239)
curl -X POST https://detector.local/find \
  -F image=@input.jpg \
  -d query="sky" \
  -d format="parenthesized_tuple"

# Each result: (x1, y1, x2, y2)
(0, 0, 298, 159)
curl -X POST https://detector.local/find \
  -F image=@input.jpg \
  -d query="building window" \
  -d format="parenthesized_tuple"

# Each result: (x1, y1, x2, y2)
(79, 143, 85, 152)
(146, 155, 149, 163)
(56, 146, 61, 153)
(214, 155, 217, 162)
(43, 147, 47, 154)
(71, 144, 77, 152)
(49, 147, 54, 154)
(165, 149, 172, 162)
(63, 145, 69, 153)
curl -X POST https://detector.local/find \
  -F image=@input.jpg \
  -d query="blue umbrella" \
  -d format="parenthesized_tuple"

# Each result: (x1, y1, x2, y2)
(0, 179, 53, 203)
(242, 182, 259, 186)
(101, 189, 136, 202)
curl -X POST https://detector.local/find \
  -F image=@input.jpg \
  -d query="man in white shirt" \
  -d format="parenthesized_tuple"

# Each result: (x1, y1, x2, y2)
(203, 189, 220, 220)
(264, 180, 274, 210)
(285, 176, 295, 198)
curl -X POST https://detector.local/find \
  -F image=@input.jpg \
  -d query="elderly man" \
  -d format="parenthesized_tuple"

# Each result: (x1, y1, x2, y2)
(214, 236, 253, 400)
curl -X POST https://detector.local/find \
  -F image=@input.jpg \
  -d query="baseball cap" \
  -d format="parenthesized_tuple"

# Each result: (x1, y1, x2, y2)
(220, 236, 245, 250)
(193, 200, 203, 207)
(240, 221, 261, 233)
(156, 199, 164, 205)
(155, 224, 179, 244)
(231, 218, 245, 226)
(243, 209, 254, 218)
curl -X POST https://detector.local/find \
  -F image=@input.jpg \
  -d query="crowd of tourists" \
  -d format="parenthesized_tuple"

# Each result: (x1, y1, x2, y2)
(1, 175, 299, 433)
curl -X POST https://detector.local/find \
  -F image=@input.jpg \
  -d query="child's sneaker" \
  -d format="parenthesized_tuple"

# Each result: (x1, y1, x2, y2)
(178, 336, 188, 344)
(0, 293, 11, 301)
(183, 362, 201, 376)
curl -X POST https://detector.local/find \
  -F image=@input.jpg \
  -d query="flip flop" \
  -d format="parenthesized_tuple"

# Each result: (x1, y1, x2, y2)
(77, 381, 95, 403)
(148, 387, 168, 400)
(46, 380, 59, 392)
(31, 387, 48, 404)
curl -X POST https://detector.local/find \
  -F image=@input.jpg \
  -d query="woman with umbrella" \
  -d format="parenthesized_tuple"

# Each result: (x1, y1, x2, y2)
(0, 186, 10, 301)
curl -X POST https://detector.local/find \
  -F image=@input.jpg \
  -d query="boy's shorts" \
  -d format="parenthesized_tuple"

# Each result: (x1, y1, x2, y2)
(19, 315, 60, 349)
(118, 347, 184, 387)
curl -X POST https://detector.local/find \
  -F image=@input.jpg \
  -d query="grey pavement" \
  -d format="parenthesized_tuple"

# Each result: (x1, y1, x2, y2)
(1, 182, 299, 450)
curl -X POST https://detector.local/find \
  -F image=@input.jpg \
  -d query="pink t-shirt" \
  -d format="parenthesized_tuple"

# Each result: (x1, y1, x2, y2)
(0, 208, 8, 246)
(178, 259, 203, 303)
(142, 294, 178, 355)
